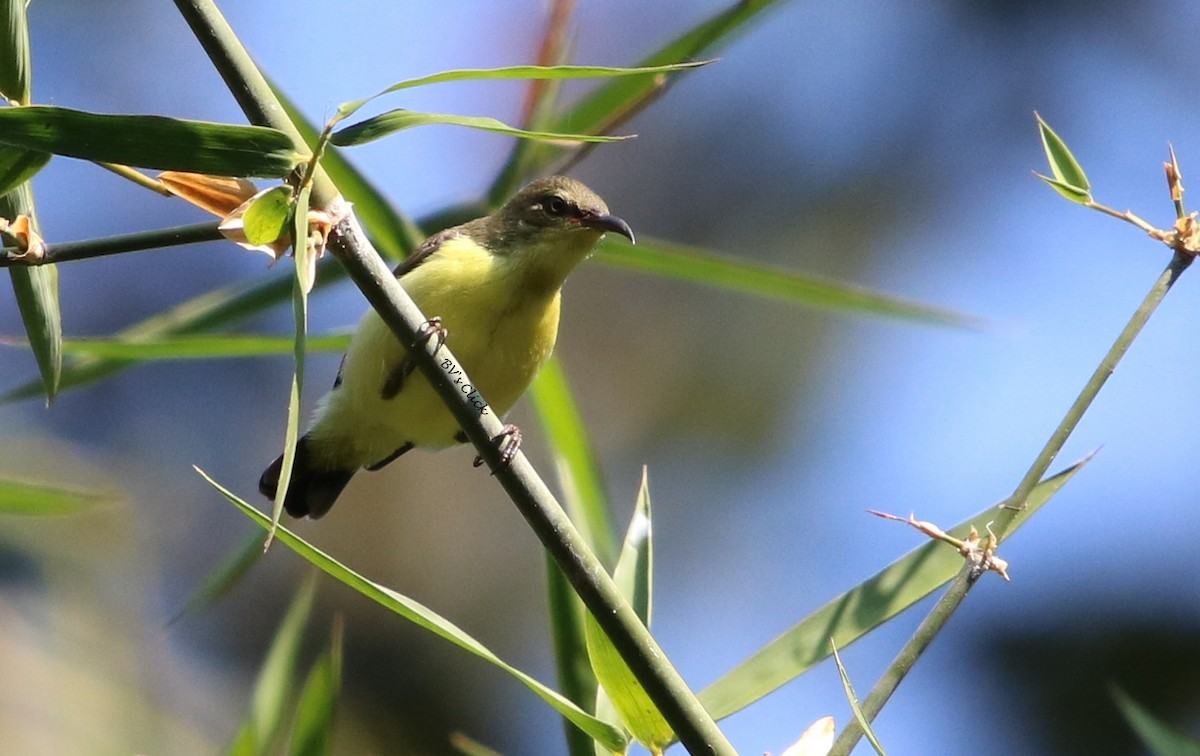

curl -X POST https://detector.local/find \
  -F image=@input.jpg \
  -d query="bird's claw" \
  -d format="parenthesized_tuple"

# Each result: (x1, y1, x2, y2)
(473, 424, 522, 471)
(413, 317, 448, 353)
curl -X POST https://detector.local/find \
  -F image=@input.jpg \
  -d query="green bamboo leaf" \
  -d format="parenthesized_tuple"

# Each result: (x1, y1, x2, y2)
(491, 0, 782, 199)
(290, 619, 344, 756)
(0, 476, 110, 515)
(1034, 171, 1092, 205)
(699, 458, 1090, 721)
(530, 356, 616, 566)
(1110, 686, 1200, 756)
(267, 184, 313, 543)
(600, 236, 976, 326)
(0, 106, 301, 177)
(1036, 113, 1091, 199)
(0, 259, 346, 402)
(5, 182, 61, 401)
(197, 468, 628, 753)
(0, 331, 351, 360)
(272, 80, 423, 262)
(548, 2, 780, 137)
(544, 558, 597, 756)
(230, 576, 317, 756)
(0, 0, 32, 105)
(830, 641, 886, 756)
(0, 146, 50, 196)
(170, 530, 264, 625)
(336, 62, 709, 123)
(332, 109, 630, 148)
(243, 185, 293, 246)
(586, 470, 670, 750)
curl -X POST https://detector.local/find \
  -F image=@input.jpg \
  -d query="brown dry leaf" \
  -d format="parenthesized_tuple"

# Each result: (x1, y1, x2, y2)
(2, 215, 47, 262)
(159, 171, 259, 217)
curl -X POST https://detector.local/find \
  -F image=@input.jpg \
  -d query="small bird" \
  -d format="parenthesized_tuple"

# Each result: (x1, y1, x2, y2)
(259, 176, 633, 519)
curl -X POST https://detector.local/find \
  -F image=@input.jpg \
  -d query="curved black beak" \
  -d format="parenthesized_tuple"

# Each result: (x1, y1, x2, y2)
(581, 212, 635, 244)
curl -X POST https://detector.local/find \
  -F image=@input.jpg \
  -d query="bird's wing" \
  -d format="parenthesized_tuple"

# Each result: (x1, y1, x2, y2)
(327, 228, 461, 393)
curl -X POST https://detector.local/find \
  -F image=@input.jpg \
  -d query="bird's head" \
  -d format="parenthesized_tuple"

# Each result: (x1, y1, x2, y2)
(484, 176, 634, 290)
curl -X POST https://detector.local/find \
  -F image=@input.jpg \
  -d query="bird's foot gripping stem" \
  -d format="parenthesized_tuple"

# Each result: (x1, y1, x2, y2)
(414, 316, 447, 354)
(473, 424, 522, 471)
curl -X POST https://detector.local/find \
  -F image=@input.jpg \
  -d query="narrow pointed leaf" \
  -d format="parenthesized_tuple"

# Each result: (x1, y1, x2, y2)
(699, 459, 1090, 720)
(0, 331, 351, 360)
(197, 469, 627, 752)
(290, 620, 344, 756)
(496, 0, 784, 194)
(0, 477, 110, 515)
(231, 576, 317, 755)
(586, 471, 669, 749)
(332, 109, 629, 148)
(600, 236, 976, 326)
(0, 106, 301, 177)
(335, 62, 709, 123)
(1036, 113, 1090, 195)
(170, 530, 265, 625)
(5, 182, 61, 400)
(548, 2, 781, 137)
(1034, 171, 1092, 205)
(1110, 686, 1200, 756)
(0, 146, 50, 196)
(530, 356, 616, 566)
(272, 80, 423, 262)
(0, 0, 32, 106)
(830, 641, 886, 756)
(268, 184, 313, 543)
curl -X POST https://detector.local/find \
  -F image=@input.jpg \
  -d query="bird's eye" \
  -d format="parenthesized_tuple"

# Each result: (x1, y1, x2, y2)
(544, 196, 569, 216)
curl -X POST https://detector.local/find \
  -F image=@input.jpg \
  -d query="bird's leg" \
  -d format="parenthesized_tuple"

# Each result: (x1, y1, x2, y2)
(473, 424, 522, 470)
(381, 317, 449, 400)
(365, 441, 414, 471)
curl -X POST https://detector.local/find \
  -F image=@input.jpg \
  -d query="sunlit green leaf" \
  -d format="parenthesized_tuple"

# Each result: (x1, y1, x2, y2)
(600, 235, 975, 326)
(699, 459, 1089, 721)
(4, 182, 60, 401)
(1110, 686, 1200, 756)
(0, 0, 32, 106)
(1036, 113, 1090, 199)
(586, 471, 670, 750)
(0, 331, 351, 360)
(336, 62, 709, 123)
(242, 185, 293, 246)
(0, 106, 301, 177)
(1035, 171, 1092, 205)
(198, 468, 628, 753)
(332, 109, 629, 148)
(272, 80, 423, 262)
(830, 641, 886, 756)
(0, 146, 49, 196)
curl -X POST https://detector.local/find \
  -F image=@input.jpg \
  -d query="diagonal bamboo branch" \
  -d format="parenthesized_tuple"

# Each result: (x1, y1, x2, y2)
(172, 0, 734, 752)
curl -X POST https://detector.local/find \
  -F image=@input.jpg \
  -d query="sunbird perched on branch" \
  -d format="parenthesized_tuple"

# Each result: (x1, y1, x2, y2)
(259, 176, 634, 519)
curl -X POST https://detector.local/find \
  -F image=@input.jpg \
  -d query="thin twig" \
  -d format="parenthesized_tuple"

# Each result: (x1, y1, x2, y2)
(0, 222, 222, 267)
(830, 250, 1193, 756)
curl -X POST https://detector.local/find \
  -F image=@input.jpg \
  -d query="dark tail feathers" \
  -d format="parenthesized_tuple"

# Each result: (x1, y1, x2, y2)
(259, 436, 355, 520)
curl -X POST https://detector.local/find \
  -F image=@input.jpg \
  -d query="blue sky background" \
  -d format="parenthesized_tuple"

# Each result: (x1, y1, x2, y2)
(3, 1, 1200, 753)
